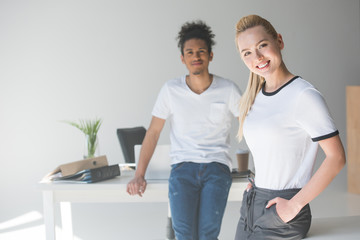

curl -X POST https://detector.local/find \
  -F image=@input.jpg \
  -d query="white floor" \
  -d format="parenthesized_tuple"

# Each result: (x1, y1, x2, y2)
(307, 215, 360, 239)
(1, 190, 360, 240)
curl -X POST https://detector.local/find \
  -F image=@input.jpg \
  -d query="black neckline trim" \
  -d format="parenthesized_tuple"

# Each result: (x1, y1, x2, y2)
(262, 76, 300, 96)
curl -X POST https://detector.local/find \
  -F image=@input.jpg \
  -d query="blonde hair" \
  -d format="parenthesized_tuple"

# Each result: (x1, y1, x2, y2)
(235, 15, 278, 141)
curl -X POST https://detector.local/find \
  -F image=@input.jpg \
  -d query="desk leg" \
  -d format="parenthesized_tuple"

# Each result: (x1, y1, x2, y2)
(60, 202, 73, 240)
(43, 190, 56, 240)
(166, 202, 175, 240)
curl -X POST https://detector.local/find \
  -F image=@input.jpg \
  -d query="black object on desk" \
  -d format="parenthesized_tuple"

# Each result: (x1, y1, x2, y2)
(52, 164, 120, 183)
(231, 169, 253, 178)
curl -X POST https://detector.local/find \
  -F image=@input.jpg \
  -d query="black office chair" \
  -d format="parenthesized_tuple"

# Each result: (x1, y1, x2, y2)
(116, 126, 147, 163)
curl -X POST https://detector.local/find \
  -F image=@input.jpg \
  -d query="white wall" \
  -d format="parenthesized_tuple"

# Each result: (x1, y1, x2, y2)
(0, 0, 359, 239)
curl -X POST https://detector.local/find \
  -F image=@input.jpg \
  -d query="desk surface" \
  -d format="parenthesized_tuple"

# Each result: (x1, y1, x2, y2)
(39, 171, 248, 240)
(39, 174, 248, 203)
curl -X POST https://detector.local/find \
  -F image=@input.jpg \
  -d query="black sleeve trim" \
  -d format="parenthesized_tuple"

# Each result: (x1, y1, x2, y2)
(312, 130, 339, 142)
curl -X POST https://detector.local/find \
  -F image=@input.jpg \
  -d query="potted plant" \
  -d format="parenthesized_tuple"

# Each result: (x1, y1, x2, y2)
(64, 118, 102, 159)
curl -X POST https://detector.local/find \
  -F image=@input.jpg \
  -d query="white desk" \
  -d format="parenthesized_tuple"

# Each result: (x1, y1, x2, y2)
(39, 174, 248, 240)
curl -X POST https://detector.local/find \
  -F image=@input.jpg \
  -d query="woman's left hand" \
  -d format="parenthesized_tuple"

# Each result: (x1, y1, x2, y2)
(266, 197, 302, 223)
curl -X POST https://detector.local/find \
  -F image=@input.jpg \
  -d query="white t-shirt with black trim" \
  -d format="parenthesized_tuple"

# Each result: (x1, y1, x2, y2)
(152, 74, 241, 170)
(244, 76, 338, 190)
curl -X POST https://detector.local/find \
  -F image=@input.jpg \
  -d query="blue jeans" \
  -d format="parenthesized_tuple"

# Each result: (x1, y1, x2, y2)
(169, 162, 232, 240)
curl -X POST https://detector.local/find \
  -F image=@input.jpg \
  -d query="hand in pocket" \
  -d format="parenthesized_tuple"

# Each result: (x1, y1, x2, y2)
(266, 197, 301, 223)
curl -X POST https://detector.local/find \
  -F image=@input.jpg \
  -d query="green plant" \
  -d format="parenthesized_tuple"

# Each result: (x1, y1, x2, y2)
(64, 118, 102, 159)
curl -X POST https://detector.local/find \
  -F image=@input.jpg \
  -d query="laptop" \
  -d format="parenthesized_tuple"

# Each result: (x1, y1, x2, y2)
(134, 144, 171, 180)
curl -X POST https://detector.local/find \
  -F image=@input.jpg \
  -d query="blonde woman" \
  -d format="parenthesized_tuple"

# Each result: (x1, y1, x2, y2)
(234, 15, 345, 239)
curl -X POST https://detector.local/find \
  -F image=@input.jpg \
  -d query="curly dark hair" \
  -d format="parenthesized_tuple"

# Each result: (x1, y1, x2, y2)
(177, 20, 215, 55)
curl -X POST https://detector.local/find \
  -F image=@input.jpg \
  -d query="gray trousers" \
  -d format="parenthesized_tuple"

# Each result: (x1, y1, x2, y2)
(235, 184, 311, 240)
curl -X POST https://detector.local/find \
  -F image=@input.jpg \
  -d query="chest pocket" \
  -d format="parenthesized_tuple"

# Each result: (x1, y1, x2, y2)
(210, 103, 227, 124)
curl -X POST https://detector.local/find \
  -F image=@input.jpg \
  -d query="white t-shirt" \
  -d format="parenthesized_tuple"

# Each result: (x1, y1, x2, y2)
(152, 74, 241, 170)
(244, 76, 338, 190)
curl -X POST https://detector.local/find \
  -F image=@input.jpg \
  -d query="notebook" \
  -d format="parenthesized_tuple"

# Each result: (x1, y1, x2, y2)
(134, 144, 171, 180)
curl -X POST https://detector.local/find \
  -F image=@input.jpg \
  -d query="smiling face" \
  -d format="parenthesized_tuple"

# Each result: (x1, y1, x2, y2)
(236, 25, 284, 79)
(181, 38, 213, 76)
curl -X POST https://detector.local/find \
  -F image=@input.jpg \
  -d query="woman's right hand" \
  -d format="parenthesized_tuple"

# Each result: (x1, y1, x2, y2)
(245, 182, 253, 192)
(127, 176, 147, 197)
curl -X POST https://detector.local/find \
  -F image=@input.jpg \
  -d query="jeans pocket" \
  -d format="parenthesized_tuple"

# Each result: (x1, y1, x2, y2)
(171, 162, 186, 172)
(213, 162, 231, 175)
